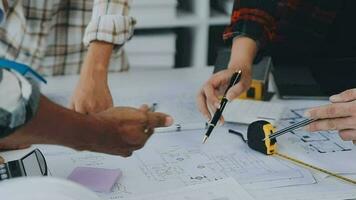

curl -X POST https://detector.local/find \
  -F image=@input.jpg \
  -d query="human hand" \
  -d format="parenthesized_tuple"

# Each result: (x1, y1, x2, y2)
(70, 41, 115, 114)
(197, 67, 252, 121)
(305, 89, 356, 142)
(88, 105, 174, 157)
(197, 37, 256, 122)
(70, 67, 113, 114)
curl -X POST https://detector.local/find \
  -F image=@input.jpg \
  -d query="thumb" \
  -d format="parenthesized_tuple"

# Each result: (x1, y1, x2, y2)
(147, 112, 174, 128)
(0, 156, 4, 164)
(69, 99, 75, 110)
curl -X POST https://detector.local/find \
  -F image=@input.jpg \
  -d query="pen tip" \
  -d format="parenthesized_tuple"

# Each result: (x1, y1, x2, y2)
(202, 136, 208, 144)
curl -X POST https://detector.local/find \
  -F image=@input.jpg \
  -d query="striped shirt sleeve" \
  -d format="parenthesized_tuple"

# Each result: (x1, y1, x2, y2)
(0, 69, 40, 138)
(83, 0, 136, 50)
(223, 0, 278, 48)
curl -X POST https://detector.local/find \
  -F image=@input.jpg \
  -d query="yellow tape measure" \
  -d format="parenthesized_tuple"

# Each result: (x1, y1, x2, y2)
(247, 120, 356, 185)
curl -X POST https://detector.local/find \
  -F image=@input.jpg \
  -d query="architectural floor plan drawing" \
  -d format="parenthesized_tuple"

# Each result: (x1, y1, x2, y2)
(279, 108, 354, 154)
(46, 128, 316, 199)
(124, 178, 254, 200)
(134, 142, 314, 189)
(277, 108, 356, 174)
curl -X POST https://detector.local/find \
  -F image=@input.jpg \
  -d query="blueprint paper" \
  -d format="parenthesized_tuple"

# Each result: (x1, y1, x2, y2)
(223, 99, 286, 125)
(277, 108, 356, 174)
(124, 178, 255, 200)
(46, 127, 315, 199)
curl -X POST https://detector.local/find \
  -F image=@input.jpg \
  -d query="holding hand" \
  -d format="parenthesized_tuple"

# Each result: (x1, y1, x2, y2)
(70, 41, 114, 114)
(70, 67, 113, 114)
(197, 37, 257, 121)
(197, 67, 252, 121)
(305, 89, 356, 142)
(89, 105, 173, 157)
(0, 96, 173, 158)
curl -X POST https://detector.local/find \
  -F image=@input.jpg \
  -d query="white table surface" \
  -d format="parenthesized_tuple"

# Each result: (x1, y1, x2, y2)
(2, 68, 352, 199)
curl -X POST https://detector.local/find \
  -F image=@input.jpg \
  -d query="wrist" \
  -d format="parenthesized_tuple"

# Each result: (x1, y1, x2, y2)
(79, 63, 108, 84)
(228, 62, 252, 73)
(83, 41, 114, 72)
(48, 112, 104, 151)
(229, 36, 257, 70)
(68, 115, 104, 151)
(79, 114, 117, 152)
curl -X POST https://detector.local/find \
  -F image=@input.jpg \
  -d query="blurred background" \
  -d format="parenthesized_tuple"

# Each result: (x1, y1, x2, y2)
(126, 0, 233, 70)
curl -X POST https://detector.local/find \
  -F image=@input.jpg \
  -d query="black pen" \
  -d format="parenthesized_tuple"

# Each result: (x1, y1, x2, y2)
(149, 103, 158, 112)
(203, 70, 242, 144)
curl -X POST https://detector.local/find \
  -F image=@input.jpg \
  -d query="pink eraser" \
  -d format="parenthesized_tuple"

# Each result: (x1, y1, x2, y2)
(67, 167, 122, 193)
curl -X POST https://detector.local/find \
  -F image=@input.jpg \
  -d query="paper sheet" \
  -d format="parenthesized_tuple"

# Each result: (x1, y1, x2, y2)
(251, 173, 356, 200)
(46, 127, 315, 199)
(46, 90, 205, 125)
(223, 99, 286, 125)
(277, 108, 356, 174)
(124, 178, 255, 200)
(113, 92, 206, 124)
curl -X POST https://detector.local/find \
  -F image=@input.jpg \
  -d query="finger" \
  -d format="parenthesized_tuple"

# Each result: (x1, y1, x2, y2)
(142, 127, 154, 137)
(339, 129, 356, 141)
(125, 128, 150, 148)
(108, 99, 114, 107)
(219, 115, 225, 125)
(305, 103, 354, 119)
(147, 112, 173, 129)
(75, 104, 88, 114)
(0, 156, 4, 164)
(119, 150, 133, 158)
(87, 104, 104, 114)
(196, 91, 211, 121)
(125, 151, 133, 157)
(105, 147, 133, 157)
(203, 84, 221, 109)
(226, 83, 246, 101)
(207, 102, 217, 119)
(209, 70, 230, 88)
(69, 101, 75, 110)
(139, 104, 150, 112)
(330, 89, 356, 103)
(305, 117, 356, 132)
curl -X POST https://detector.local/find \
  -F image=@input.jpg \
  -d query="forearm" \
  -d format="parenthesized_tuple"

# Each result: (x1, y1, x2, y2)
(81, 41, 114, 73)
(1, 96, 102, 150)
(71, 41, 115, 113)
(228, 37, 258, 70)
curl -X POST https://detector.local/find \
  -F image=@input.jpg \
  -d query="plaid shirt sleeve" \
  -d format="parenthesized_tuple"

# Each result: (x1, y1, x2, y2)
(83, 0, 136, 50)
(224, 0, 278, 48)
(0, 69, 40, 138)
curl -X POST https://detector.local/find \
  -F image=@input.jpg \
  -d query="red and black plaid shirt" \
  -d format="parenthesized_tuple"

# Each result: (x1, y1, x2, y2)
(224, 0, 356, 59)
